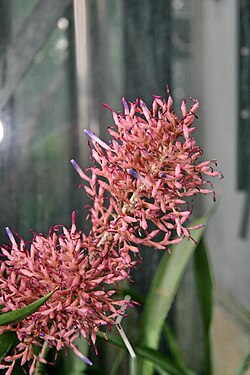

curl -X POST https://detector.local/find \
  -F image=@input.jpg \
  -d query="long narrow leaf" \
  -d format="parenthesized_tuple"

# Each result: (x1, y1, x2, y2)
(193, 238, 213, 374)
(0, 289, 56, 326)
(235, 354, 250, 375)
(0, 331, 17, 361)
(137, 216, 208, 375)
(162, 323, 185, 371)
(96, 332, 183, 375)
(140, 216, 208, 346)
(136, 346, 185, 375)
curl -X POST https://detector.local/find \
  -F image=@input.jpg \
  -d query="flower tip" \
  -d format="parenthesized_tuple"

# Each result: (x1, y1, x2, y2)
(5, 227, 16, 245)
(72, 211, 76, 225)
(127, 169, 141, 180)
(83, 129, 92, 137)
(71, 344, 93, 366)
(84, 129, 110, 150)
(102, 102, 114, 112)
(84, 357, 93, 366)
(70, 159, 82, 173)
(122, 97, 130, 115)
(70, 158, 77, 167)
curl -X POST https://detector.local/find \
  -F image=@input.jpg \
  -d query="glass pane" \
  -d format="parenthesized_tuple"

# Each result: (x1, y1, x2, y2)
(10, 0, 38, 39)
(0, 2, 80, 241)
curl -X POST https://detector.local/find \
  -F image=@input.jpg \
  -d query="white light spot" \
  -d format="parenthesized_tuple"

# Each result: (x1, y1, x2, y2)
(34, 50, 45, 64)
(57, 17, 69, 30)
(56, 38, 69, 51)
(173, 87, 185, 99)
(240, 47, 250, 57)
(0, 120, 5, 143)
(240, 109, 250, 120)
(172, 0, 184, 10)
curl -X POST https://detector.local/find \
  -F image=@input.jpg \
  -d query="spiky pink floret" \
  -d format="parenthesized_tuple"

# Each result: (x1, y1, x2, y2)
(77, 94, 221, 253)
(0, 219, 132, 373)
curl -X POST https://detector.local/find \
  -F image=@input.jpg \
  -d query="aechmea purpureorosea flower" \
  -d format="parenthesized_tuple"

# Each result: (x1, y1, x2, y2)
(0, 91, 222, 374)
(73, 93, 222, 253)
(0, 214, 132, 374)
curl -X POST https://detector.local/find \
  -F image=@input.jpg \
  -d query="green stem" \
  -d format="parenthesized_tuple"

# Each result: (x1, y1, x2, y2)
(33, 341, 50, 375)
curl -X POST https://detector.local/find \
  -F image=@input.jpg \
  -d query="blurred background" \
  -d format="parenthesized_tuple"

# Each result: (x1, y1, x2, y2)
(0, 1, 249, 374)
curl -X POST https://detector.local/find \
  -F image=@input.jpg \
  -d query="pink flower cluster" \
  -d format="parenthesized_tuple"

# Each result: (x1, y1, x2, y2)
(0, 92, 221, 373)
(0, 214, 131, 374)
(73, 94, 221, 254)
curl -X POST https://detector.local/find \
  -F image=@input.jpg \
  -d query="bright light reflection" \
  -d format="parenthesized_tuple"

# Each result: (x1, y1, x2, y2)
(172, 0, 184, 10)
(0, 120, 5, 143)
(57, 17, 69, 30)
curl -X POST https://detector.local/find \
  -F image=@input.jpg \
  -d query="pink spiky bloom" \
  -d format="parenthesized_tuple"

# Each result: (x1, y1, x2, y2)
(0, 215, 132, 374)
(73, 93, 222, 253)
(0, 91, 222, 374)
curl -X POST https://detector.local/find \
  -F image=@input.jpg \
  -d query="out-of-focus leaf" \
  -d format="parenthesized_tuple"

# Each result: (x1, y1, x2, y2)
(67, 338, 88, 375)
(235, 353, 250, 375)
(193, 238, 213, 375)
(137, 215, 208, 375)
(54, 337, 89, 375)
(120, 288, 145, 306)
(97, 330, 124, 349)
(162, 323, 185, 371)
(135, 346, 186, 375)
(97, 331, 188, 375)
(0, 289, 56, 326)
(0, 331, 17, 361)
(84, 366, 108, 375)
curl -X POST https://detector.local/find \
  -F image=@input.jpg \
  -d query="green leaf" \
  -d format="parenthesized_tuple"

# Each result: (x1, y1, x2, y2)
(58, 337, 89, 375)
(162, 323, 185, 371)
(137, 215, 208, 375)
(97, 332, 187, 375)
(193, 238, 213, 374)
(97, 331, 125, 349)
(235, 353, 250, 375)
(135, 346, 186, 375)
(140, 216, 208, 346)
(0, 289, 57, 326)
(0, 331, 17, 361)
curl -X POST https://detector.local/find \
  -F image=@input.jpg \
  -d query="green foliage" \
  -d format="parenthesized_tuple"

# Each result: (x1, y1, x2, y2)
(0, 331, 18, 362)
(94, 216, 214, 375)
(0, 289, 56, 326)
(194, 238, 213, 374)
(235, 354, 250, 375)
(136, 217, 208, 375)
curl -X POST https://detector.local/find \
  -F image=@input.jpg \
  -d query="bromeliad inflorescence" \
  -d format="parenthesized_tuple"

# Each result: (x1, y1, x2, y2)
(72, 93, 222, 255)
(0, 91, 221, 374)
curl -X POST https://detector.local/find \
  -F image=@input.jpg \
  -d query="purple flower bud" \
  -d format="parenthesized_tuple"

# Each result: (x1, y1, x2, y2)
(84, 129, 110, 150)
(5, 227, 16, 245)
(122, 97, 130, 115)
(159, 172, 168, 178)
(70, 159, 85, 179)
(127, 169, 141, 180)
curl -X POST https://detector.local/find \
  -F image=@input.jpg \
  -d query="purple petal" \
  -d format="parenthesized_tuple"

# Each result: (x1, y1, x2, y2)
(127, 169, 141, 180)
(70, 159, 85, 179)
(122, 97, 129, 115)
(5, 227, 16, 245)
(159, 172, 168, 178)
(84, 129, 110, 150)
